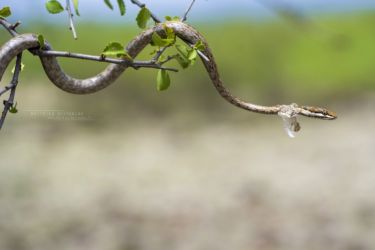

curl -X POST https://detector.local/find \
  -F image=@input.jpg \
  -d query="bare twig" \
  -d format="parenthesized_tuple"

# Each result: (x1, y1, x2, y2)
(130, 0, 161, 23)
(0, 53, 22, 130)
(0, 18, 19, 36)
(9, 21, 21, 30)
(65, 0, 78, 39)
(182, 0, 196, 22)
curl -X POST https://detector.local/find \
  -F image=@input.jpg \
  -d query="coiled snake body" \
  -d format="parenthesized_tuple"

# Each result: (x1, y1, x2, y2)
(0, 21, 336, 133)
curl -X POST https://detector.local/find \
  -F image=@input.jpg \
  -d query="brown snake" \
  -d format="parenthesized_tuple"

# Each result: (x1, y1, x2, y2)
(0, 21, 337, 134)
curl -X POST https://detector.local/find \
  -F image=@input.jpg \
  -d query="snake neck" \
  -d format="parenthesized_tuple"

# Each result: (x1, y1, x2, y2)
(165, 22, 280, 115)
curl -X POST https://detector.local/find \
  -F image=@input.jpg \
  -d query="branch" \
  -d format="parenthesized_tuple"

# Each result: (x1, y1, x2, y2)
(34, 50, 178, 72)
(0, 53, 22, 130)
(182, 0, 196, 22)
(151, 47, 169, 63)
(65, 0, 78, 39)
(130, 0, 161, 23)
(0, 18, 19, 36)
(0, 83, 14, 96)
(159, 54, 178, 65)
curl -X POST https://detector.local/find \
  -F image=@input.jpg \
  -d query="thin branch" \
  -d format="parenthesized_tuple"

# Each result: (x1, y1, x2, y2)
(0, 18, 19, 36)
(9, 21, 21, 30)
(65, 0, 78, 39)
(0, 83, 14, 96)
(182, 0, 196, 22)
(159, 54, 178, 65)
(151, 47, 169, 63)
(34, 50, 178, 72)
(0, 53, 22, 130)
(130, 0, 161, 23)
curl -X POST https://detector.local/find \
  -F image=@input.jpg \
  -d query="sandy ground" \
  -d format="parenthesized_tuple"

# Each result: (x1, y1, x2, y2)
(0, 90, 374, 250)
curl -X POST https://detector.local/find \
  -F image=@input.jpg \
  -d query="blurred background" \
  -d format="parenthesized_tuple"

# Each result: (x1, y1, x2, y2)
(1, 0, 375, 250)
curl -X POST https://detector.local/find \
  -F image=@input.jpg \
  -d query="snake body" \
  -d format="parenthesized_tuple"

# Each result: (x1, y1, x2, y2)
(0, 21, 337, 120)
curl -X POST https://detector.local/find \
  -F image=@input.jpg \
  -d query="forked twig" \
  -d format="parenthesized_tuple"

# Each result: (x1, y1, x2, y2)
(0, 53, 22, 130)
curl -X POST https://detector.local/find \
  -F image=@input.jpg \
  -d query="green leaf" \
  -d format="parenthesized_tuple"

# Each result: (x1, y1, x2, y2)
(45, 0, 64, 14)
(102, 42, 131, 59)
(194, 40, 206, 51)
(158, 55, 167, 62)
(156, 69, 171, 91)
(151, 32, 174, 47)
(188, 49, 198, 61)
(175, 54, 190, 69)
(11, 63, 25, 74)
(73, 0, 80, 16)
(0, 6, 11, 18)
(175, 44, 190, 59)
(176, 44, 197, 67)
(136, 7, 151, 29)
(9, 102, 18, 114)
(149, 49, 157, 55)
(163, 25, 175, 40)
(37, 34, 45, 49)
(151, 33, 164, 46)
(117, 0, 126, 16)
(165, 16, 180, 21)
(103, 0, 114, 10)
(188, 49, 198, 65)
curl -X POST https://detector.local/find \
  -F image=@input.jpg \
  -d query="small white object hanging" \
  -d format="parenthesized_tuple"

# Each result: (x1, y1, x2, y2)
(278, 104, 301, 138)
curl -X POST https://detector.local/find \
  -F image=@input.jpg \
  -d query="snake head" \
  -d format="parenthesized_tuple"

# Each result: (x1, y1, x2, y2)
(277, 103, 337, 138)
(299, 106, 337, 120)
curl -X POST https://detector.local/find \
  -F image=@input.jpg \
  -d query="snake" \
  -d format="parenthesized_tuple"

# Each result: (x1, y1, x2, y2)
(0, 20, 337, 132)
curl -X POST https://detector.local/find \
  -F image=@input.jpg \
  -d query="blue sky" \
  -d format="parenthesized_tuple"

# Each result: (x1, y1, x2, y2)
(2, 0, 375, 23)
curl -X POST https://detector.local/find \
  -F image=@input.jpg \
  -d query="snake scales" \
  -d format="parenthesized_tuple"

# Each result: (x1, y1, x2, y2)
(0, 21, 336, 131)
